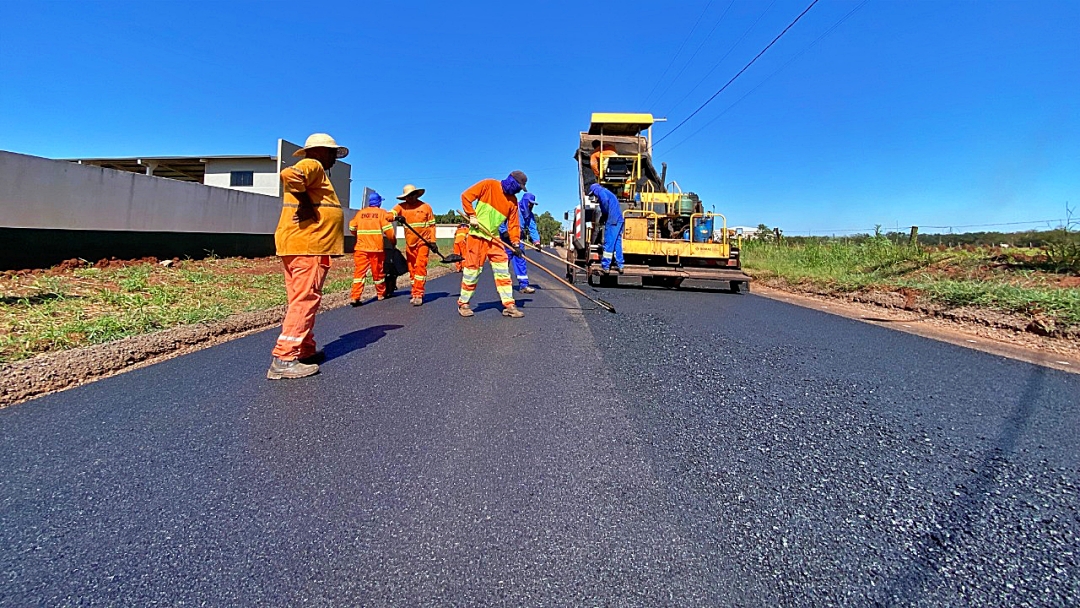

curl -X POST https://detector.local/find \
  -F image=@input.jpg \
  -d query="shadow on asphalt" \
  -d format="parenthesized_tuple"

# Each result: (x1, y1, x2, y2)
(880, 365, 1047, 602)
(471, 301, 521, 314)
(322, 324, 404, 362)
(420, 291, 452, 303)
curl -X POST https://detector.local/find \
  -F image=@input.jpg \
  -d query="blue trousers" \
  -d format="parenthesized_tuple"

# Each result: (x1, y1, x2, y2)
(601, 220, 624, 269)
(504, 246, 530, 288)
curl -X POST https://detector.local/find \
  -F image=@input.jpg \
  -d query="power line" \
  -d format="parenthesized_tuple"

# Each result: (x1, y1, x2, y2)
(661, 0, 777, 117)
(649, 0, 739, 112)
(654, 0, 822, 147)
(640, 0, 717, 109)
(663, 0, 870, 153)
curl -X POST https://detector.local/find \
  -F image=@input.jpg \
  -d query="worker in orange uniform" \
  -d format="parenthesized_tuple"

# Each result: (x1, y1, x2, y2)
(589, 140, 617, 180)
(457, 171, 527, 318)
(267, 133, 349, 380)
(452, 222, 469, 272)
(347, 190, 396, 306)
(391, 184, 436, 306)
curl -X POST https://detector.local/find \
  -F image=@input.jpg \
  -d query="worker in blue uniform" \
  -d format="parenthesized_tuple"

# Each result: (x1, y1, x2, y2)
(500, 193, 541, 293)
(589, 183, 624, 273)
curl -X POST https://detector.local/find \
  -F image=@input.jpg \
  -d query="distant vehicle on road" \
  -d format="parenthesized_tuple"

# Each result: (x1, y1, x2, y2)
(566, 112, 751, 292)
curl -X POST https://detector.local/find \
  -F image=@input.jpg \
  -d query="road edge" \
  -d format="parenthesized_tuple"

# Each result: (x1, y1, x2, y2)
(751, 283, 1079, 375)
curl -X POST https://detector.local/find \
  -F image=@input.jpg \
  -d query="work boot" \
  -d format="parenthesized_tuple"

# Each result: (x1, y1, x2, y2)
(520, 285, 536, 294)
(266, 358, 319, 380)
(410, 297, 423, 306)
(502, 305, 524, 318)
(299, 350, 325, 365)
(457, 303, 474, 317)
(350, 299, 362, 307)
(615, 266, 624, 275)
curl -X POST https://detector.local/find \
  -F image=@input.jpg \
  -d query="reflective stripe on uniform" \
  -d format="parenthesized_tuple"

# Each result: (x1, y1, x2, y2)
(602, 251, 615, 259)
(277, 334, 304, 342)
(414, 275, 426, 281)
(373, 278, 385, 284)
(352, 279, 364, 283)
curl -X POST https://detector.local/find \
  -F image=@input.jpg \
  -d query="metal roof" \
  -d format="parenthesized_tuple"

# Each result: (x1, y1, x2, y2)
(65, 155, 276, 183)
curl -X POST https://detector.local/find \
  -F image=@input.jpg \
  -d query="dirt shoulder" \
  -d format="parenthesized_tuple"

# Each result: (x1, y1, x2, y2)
(1, 266, 453, 408)
(751, 277, 1080, 375)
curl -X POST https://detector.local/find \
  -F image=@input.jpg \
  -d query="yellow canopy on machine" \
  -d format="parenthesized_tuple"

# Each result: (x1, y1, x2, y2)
(588, 113, 654, 136)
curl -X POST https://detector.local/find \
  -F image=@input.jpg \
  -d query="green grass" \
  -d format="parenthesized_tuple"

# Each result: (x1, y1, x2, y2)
(742, 238, 1080, 328)
(0, 259, 356, 364)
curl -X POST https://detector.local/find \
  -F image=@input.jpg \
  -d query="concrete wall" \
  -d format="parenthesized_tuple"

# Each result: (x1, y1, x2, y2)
(0, 150, 357, 269)
(391, 226, 460, 239)
(2, 150, 284, 234)
(203, 158, 279, 197)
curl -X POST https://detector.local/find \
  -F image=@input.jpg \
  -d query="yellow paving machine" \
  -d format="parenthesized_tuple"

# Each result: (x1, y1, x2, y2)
(566, 113, 751, 292)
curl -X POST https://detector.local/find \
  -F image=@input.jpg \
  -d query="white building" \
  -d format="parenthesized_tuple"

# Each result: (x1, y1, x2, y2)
(67, 138, 352, 206)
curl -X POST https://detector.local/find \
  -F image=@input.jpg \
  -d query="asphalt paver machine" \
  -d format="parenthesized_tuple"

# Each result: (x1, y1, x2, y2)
(566, 112, 751, 292)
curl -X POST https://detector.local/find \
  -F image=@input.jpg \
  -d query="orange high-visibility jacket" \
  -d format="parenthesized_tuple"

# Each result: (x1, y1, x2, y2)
(461, 179, 520, 243)
(349, 207, 396, 253)
(453, 225, 469, 244)
(392, 200, 435, 249)
(275, 158, 345, 256)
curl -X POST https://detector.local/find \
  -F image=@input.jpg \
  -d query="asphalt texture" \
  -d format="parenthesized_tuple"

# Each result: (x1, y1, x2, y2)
(2, 252, 1078, 606)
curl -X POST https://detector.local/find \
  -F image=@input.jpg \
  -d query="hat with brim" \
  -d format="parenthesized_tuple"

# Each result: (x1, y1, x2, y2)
(292, 133, 349, 158)
(397, 184, 426, 200)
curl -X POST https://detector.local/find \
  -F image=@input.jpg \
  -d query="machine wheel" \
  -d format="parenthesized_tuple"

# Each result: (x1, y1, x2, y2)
(729, 281, 750, 294)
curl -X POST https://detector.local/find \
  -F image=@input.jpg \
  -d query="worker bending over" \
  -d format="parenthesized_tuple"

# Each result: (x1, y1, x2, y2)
(589, 183, 624, 274)
(268, 133, 349, 380)
(452, 222, 469, 272)
(347, 190, 396, 306)
(458, 171, 528, 318)
(391, 184, 435, 306)
(500, 192, 541, 294)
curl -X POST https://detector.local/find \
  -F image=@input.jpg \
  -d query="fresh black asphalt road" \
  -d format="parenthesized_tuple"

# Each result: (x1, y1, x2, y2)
(2, 252, 1078, 606)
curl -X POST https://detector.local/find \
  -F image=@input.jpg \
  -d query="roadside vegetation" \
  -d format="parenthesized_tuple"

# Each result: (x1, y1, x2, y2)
(741, 227, 1080, 332)
(0, 249, 455, 365)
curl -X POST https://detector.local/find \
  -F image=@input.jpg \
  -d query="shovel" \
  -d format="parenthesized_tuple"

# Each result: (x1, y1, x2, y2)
(395, 216, 465, 264)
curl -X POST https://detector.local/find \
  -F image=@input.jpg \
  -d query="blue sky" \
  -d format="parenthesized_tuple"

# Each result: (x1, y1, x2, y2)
(2, 0, 1077, 234)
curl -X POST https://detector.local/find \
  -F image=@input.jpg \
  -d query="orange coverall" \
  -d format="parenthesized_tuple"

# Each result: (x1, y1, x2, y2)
(452, 224, 469, 271)
(459, 179, 520, 309)
(272, 158, 344, 361)
(348, 207, 396, 300)
(391, 200, 435, 299)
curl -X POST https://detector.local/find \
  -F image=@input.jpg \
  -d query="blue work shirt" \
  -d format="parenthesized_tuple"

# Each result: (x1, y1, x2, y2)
(589, 184, 623, 225)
